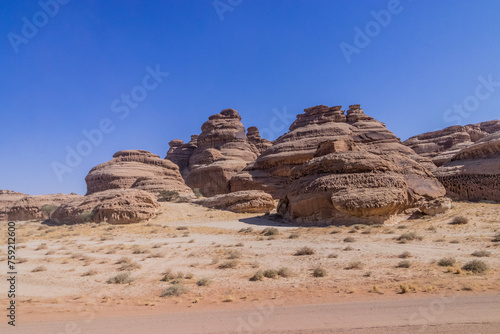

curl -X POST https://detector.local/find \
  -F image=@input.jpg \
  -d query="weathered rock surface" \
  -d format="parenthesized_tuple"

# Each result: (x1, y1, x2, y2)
(165, 135, 199, 178)
(0, 190, 82, 221)
(435, 131, 500, 202)
(52, 189, 160, 224)
(231, 105, 434, 199)
(246, 126, 272, 155)
(185, 109, 258, 196)
(86, 150, 194, 199)
(403, 120, 500, 166)
(194, 190, 275, 213)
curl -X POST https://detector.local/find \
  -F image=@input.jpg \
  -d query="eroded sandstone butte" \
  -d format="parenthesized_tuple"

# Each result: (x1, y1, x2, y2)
(85, 150, 194, 199)
(435, 131, 500, 202)
(52, 189, 160, 224)
(230, 104, 449, 224)
(403, 120, 500, 166)
(0, 190, 82, 221)
(194, 190, 275, 213)
(165, 135, 198, 178)
(184, 109, 259, 196)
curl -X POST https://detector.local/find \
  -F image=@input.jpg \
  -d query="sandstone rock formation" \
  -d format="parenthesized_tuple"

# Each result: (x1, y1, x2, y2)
(434, 131, 500, 202)
(51, 189, 160, 224)
(165, 135, 199, 178)
(403, 120, 500, 166)
(185, 109, 258, 196)
(194, 190, 275, 213)
(246, 126, 272, 154)
(0, 190, 82, 221)
(230, 105, 434, 199)
(85, 150, 194, 199)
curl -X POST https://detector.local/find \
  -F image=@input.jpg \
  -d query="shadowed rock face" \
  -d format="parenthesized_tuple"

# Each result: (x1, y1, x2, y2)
(403, 120, 500, 166)
(435, 131, 500, 202)
(230, 105, 434, 199)
(185, 109, 258, 197)
(165, 135, 199, 178)
(194, 190, 275, 213)
(0, 190, 82, 221)
(51, 189, 160, 224)
(85, 150, 194, 199)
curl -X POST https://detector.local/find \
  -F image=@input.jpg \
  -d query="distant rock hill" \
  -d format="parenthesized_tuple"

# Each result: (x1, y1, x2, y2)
(403, 120, 500, 167)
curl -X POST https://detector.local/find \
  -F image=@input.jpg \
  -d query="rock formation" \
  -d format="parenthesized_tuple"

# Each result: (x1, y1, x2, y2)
(0, 190, 82, 221)
(85, 150, 194, 199)
(246, 126, 272, 154)
(194, 190, 275, 213)
(52, 189, 159, 224)
(228, 104, 449, 224)
(165, 135, 198, 178)
(185, 109, 258, 196)
(434, 131, 500, 202)
(403, 120, 500, 166)
(230, 105, 434, 199)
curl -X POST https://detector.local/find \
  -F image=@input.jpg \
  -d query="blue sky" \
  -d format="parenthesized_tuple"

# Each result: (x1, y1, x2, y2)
(1, 0, 500, 195)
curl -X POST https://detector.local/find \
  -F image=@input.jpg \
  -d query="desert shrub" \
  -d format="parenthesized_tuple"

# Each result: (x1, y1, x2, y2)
(263, 269, 278, 278)
(31, 265, 47, 272)
(115, 256, 132, 264)
(399, 251, 412, 259)
(397, 225, 407, 229)
(438, 257, 456, 267)
(78, 211, 94, 222)
(330, 228, 342, 234)
(277, 267, 292, 278)
(107, 272, 134, 284)
(471, 250, 491, 257)
(250, 271, 264, 281)
(343, 246, 354, 251)
(261, 227, 279, 236)
(289, 233, 300, 239)
(343, 237, 355, 243)
(294, 246, 315, 256)
(227, 250, 242, 259)
(462, 260, 489, 274)
(327, 253, 338, 258)
(35, 243, 48, 251)
(492, 233, 500, 242)
(119, 260, 141, 271)
(218, 260, 239, 269)
(346, 261, 363, 270)
(158, 190, 180, 202)
(397, 260, 411, 268)
(160, 283, 189, 297)
(451, 216, 469, 225)
(196, 277, 211, 286)
(176, 226, 188, 231)
(399, 283, 416, 294)
(193, 188, 203, 198)
(82, 270, 98, 276)
(239, 227, 253, 234)
(41, 204, 58, 219)
(235, 242, 244, 247)
(161, 269, 175, 282)
(397, 232, 422, 241)
(313, 267, 327, 277)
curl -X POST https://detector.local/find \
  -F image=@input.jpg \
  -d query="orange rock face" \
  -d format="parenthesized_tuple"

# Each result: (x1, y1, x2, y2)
(85, 150, 194, 199)
(51, 189, 160, 224)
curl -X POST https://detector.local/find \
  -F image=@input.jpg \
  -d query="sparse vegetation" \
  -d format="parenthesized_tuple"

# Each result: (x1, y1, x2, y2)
(239, 227, 253, 234)
(438, 257, 456, 267)
(82, 269, 98, 276)
(313, 267, 327, 277)
(462, 260, 489, 274)
(471, 250, 491, 257)
(218, 260, 239, 269)
(196, 278, 211, 286)
(107, 272, 134, 284)
(397, 232, 422, 242)
(78, 211, 94, 223)
(399, 251, 412, 259)
(345, 261, 363, 270)
(41, 204, 58, 219)
(289, 233, 300, 239)
(492, 233, 500, 242)
(294, 246, 315, 256)
(343, 237, 355, 243)
(277, 267, 292, 278)
(451, 216, 469, 225)
(250, 270, 264, 281)
(263, 269, 278, 278)
(160, 284, 189, 297)
(32, 265, 47, 272)
(327, 253, 338, 258)
(261, 227, 279, 236)
(397, 260, 411, 268)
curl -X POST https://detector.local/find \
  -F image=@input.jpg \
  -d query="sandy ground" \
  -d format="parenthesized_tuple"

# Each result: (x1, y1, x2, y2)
(0, 201, 499, 331)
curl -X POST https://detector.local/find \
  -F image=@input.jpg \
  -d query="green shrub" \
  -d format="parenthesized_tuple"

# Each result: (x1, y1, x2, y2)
(263, 269, 278, 278)
(78, 211, 94, 223)
(41, 204, 58, 219)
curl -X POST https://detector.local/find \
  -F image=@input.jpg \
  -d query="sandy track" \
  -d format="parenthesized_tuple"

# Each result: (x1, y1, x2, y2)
(7, 294, 500, 334)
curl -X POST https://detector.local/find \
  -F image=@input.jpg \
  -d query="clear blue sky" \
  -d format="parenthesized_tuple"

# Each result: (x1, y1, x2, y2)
(1, 0, 499, 195)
